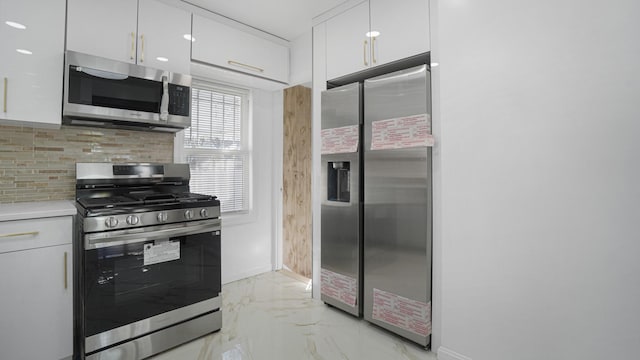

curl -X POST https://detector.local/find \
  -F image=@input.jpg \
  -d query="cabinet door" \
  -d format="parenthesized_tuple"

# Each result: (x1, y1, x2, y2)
(66, 0, 138, 64)
(0, 244, 72, 360)
(369, 0, 430, 66)
(0, 0, 65, 127)
(192, 15, 289, 83)
(0, 216, 72, 254)
(325, 1, 370, 80)
(137, 0, 192, 74)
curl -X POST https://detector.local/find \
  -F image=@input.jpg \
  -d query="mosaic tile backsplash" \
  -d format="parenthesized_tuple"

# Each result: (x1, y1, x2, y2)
(0, 124, 174, 203)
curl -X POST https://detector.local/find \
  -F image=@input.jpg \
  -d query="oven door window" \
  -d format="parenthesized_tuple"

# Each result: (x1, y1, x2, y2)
(68, 65, 162, 113)
(83, 231, 221, 337)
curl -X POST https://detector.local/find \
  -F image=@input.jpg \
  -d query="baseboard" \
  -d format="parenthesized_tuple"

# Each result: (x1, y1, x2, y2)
(438, 346, 473, 360)
(223, 264, 273, 284)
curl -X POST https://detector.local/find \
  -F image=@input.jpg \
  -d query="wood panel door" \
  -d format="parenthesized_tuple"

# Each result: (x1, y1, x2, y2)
(283, 85, 312, 278)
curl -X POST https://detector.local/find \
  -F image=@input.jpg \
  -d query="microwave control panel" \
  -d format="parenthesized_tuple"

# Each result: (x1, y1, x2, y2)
(168, 84, 190, 116)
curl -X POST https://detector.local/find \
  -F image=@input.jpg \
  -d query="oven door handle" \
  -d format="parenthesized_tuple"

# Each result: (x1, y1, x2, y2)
(84, 220, 221, 250)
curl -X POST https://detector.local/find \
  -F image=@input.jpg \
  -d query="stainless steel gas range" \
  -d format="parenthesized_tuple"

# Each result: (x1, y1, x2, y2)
(73, 163, 222, 360)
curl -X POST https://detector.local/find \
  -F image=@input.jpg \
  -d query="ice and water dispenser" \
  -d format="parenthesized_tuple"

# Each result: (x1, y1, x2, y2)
(327, 161, 350, 202)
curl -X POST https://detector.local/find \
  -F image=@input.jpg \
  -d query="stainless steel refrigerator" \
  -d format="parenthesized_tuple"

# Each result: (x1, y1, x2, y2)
(320, 82, 363, 317)
(362, 65, 432, 347)
(321, 64, 432, 346)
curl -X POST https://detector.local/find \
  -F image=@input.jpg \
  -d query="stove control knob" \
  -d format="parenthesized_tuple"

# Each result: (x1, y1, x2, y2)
(200, 208, 209, 218)
(157, 212, 168, 223)
(105, 217, 119, 228)
(126, 215, 139, 225)
(184, 210, 194, 219)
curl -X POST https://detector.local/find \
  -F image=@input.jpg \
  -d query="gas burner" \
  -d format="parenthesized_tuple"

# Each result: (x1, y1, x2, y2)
(75, 163, 221, 231)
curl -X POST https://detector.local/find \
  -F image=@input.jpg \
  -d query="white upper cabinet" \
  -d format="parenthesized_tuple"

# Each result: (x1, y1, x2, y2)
(369, 0, 430, 66)
(66, 0, 138, 64)
(136, 0, 191, 74)
(0, 0, 65, 127)
(326, 1, 370, 80)
(66, 0, 191, 74)
(324, 0, 430, 80)
(192, 14, 290, 84)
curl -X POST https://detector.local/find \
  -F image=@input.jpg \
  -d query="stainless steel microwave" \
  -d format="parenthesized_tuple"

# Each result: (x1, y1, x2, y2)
(63, 51, 191, 132)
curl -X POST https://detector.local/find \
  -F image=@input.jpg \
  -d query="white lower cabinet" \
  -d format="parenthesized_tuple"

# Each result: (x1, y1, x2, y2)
(0, 215, 73, 360)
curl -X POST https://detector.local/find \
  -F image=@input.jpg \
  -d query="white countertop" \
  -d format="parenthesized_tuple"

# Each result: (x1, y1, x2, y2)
(0, 200, 76, 222)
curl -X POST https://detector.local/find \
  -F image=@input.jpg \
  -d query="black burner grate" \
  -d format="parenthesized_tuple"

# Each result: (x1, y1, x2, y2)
(78, 196, 143, 209)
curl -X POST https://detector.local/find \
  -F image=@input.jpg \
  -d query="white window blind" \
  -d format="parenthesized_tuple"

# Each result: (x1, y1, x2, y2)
(184, 82, 249, 214)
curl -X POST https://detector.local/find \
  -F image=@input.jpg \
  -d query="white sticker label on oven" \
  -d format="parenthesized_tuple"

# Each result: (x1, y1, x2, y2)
(143, 241, 180, 265)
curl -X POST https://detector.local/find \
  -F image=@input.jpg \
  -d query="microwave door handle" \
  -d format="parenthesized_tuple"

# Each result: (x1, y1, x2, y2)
(160, 75, 169, 121)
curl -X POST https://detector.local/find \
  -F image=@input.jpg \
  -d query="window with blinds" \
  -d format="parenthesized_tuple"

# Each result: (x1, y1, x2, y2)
(184, 82, 250, 214)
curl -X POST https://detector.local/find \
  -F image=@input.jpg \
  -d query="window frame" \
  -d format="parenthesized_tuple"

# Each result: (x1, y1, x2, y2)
(175, 78, 252, 217)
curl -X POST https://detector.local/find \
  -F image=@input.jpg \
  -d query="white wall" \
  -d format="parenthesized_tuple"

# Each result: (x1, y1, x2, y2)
(175, 77, 282, 284)
(220, 88, 282, 284)
(184, 64, 285, 284)
(271, 90, 284, 271)
(429, 0, 442, 352)
(433, 1, 640, 359)
(290, 30, 313, 86)
(311, 23, 327, 299)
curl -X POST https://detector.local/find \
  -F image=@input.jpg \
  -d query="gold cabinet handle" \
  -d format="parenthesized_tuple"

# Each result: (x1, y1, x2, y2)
(363, 40, 369, 66)
(3, 77, 7, 113)
(64, 251, 68, 289)
(140, 34, 145, 63)
(372, 37, 377, 64)
(131, 32, 135, 60)
(0, 231, 39, 238)
(227, 60, 264, 73)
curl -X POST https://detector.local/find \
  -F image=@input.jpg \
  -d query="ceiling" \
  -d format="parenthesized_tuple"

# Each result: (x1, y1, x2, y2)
(183, 0, 346, 41)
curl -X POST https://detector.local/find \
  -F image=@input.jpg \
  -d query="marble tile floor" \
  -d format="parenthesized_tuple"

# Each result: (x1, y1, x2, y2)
(151, 271, 437, 360)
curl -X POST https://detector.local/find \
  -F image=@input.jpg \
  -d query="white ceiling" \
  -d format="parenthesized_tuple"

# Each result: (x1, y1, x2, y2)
(183, 0, 346, 41)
